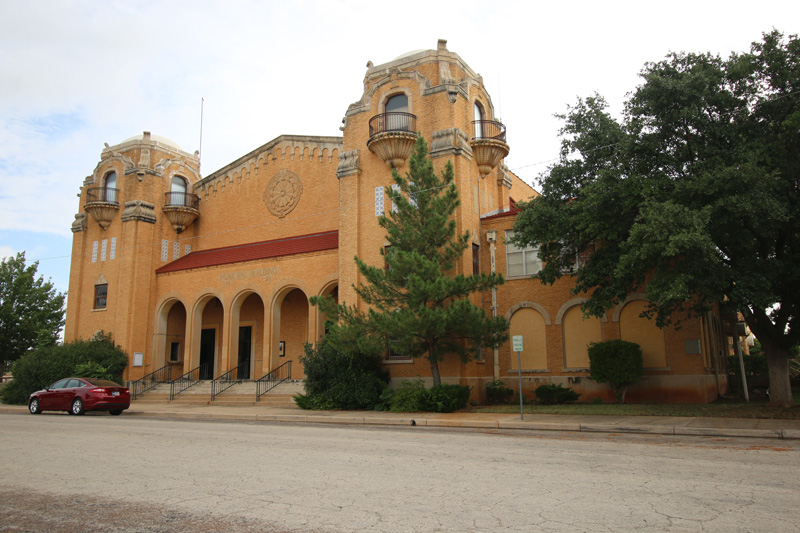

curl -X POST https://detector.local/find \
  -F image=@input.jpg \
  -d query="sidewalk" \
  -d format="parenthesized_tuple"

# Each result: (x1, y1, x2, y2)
(3, 402, 800, 440)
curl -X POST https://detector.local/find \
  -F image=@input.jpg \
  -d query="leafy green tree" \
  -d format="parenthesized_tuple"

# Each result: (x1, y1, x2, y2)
(0, 333, 128, 404)
(313, 135, 509, 386)
(0, 252, 65, 372)
(511, 30, 800, 406)
(588, 340, 643, 404)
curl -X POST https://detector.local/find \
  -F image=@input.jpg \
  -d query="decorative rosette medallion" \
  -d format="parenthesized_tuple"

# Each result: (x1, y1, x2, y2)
(264, 169, 303, 218)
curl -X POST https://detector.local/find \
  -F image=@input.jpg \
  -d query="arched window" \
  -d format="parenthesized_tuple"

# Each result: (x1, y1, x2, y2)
(562, 306, 602, 368)
(104, 171, 117, 203)
(385, 94, 409, 131)
(619, 299, 666, 367)
(474, 101, 484, 138)
(170, 176, 187, 206)
(509, 307, 547, 370)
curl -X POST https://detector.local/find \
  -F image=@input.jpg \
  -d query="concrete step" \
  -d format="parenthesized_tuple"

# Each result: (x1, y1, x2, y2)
(132, 380, 302, 407)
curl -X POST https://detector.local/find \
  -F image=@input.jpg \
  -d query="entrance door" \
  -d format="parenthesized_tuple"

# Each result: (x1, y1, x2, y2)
(199, 328, 215, 380)
(237, 326, 252, 379)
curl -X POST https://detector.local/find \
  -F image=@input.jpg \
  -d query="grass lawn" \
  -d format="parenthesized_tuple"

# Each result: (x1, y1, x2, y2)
(474, 390, 800, 419)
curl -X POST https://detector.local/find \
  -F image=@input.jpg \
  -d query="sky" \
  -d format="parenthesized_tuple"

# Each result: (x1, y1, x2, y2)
(1, 0, 797, 297)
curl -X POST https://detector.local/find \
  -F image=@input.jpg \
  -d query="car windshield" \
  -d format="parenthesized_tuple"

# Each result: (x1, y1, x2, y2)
(84, 378, 123, 388)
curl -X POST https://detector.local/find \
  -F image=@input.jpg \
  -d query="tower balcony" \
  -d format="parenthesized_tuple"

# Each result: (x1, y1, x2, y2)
(367, 112, 418, 168)
(162, 192, 200, 233)
(84, 187, 120, 230)
(470, 120, 509, 177)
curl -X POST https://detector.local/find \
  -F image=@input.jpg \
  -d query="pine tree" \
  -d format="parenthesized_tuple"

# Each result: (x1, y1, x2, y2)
(313, 136, 508, 386)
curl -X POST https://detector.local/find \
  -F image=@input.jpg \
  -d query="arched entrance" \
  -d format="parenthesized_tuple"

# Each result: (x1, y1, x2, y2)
(230, 291, 265, 379)
(154, 298, 188, 381)
(316, 283, 338, 340)
(164, 301, 187, 380)
(271, 287, 309, 379)
(193, 296, 224, 380)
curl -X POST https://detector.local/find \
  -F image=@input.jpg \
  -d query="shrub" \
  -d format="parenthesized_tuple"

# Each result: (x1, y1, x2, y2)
(390, 379, 430, 412)
(428, 384, 471, 413)
(297, 338, 389, 410)
(485, 379, 514, 404)
(373, 388, 394, 411)
(0, 333, 128, 405)
(727, 354, 768, 376)
(293, 394, 336, 410)
(534, 383, 581, 405)
(74, 361, 115, 381)
(588, 340, 643, 404)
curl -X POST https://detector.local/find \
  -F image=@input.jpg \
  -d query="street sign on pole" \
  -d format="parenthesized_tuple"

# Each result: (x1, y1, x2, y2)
(512, 335, 524, 420)
(512, 335, 523, 352)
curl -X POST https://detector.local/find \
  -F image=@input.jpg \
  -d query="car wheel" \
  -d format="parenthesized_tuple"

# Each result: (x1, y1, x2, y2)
(109, 409, 123, 416)
(28, 398, 42, 414)
(71, 398, 85, 416)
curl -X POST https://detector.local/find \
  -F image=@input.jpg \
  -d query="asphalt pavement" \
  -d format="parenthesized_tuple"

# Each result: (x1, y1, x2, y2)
(3, 401, 799, 440)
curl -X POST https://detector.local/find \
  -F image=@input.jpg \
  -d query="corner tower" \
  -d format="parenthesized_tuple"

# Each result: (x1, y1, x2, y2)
(65, 132, 201, 377)
(336, 39, 511, 307)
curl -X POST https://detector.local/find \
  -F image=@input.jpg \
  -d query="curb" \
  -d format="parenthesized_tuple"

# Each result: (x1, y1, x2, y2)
(2, 406, 798, 440)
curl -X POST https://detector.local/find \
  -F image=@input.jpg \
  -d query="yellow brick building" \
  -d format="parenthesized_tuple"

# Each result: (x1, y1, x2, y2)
(65, 40, 731, 403)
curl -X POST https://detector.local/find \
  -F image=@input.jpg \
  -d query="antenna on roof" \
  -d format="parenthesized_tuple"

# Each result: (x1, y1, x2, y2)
(198, 97, 204, 171)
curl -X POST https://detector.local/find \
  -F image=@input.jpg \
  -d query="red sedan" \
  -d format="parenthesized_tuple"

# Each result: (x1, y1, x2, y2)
(28, 377, 130, 416)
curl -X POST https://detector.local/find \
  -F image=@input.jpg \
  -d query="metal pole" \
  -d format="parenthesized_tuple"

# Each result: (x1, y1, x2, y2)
(735, 325, 750, 402)
(517, 350, 524, 420)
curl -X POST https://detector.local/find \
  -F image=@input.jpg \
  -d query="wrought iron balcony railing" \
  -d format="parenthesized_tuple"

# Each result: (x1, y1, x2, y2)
(472, 119, 507, 142)
(164, 192, 200, 209)
(85, 187, 120, 204)
(369, 112, 417, 137)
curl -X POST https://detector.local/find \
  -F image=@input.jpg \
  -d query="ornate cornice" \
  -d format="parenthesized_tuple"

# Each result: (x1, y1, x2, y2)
(71, 212, 88, 233)
(430, 128, 472, 160)
(336, 149, 361, 179)
(121, 200, 156, 224)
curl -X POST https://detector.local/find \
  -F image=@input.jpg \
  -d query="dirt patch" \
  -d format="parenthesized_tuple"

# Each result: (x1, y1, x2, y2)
(0, 489, 299, 533)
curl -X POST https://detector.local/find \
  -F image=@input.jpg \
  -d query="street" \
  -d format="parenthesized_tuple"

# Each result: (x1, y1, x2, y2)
(1, 413, 798, 532)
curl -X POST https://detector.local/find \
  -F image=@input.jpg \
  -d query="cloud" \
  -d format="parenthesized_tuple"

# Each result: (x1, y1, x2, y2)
(0, 0, 796, 294)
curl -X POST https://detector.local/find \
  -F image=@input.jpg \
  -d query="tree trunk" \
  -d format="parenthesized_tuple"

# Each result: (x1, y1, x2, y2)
(429, 358, 441, 387)
(765, 346, 795, 407)
(744, 310, 795, 408)
(614, 384, 627, 404)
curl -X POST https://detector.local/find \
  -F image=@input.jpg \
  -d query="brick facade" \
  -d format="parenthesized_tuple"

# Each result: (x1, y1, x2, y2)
(65, 41, 731, 403)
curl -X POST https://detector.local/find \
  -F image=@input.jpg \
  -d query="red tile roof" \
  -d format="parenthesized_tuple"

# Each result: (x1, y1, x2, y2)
(156, 230, 338, 274)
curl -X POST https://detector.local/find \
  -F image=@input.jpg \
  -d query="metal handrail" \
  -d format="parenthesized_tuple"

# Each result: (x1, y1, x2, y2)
(170, 363, 209, 400)
(369, 112, 417, 136)
(130, 364, 172, 400)
(164, 192, 200, 210)
(85, 187, 120, 204)
(211, 360, 249, 401)
(471, 119, 507, 142)
(256, 361, 293, 401)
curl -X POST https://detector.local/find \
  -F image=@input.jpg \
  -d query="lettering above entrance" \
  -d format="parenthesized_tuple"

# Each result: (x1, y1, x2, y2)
(264, 169, 303, 218)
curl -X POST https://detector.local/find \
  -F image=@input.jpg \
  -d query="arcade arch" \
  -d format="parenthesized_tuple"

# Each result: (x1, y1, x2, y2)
(271, 286, 311, 379)
(229, 290, 266, 379)
(154, 297, 188, 380)
(190, 294, 225, 380)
